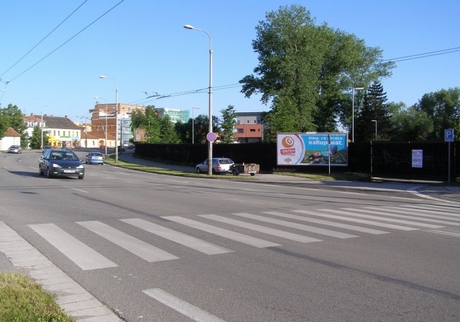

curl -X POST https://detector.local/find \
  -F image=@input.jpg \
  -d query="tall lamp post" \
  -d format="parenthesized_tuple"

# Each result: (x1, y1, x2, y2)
(94, 96, 108, 157)
(371, 119, 378, 141)
(99, 76, 119, 162)
(351, 87, 364, 142)
(184, 24, 213, 175)
(191, 107, 200, 144)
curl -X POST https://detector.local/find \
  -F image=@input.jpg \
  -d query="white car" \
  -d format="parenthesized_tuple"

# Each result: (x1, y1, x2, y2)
(196, 158, 234, 174)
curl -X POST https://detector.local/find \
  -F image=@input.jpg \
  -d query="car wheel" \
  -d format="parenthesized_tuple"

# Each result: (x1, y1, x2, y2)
(196, 167, 202, 173)
(46, 168, 52, 178)
(78, 174, 84, 180)
(38, 167, 43, 176)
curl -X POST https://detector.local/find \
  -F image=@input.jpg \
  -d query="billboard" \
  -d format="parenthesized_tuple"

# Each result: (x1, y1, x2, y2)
(277, 133, 348, 166)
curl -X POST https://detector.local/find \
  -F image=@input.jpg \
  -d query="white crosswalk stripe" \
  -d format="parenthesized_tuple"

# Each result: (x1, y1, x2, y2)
(327, 208, 444, 228)
(401, 204, 460, 216)
(120, 218, 233, 255)
(292, 209, 419, 231)
(263, 211, 388, 235)
(25, 203, 460, 271)
(393, 205, 460, 219)
(163, 216, 281, 248)
(231, 212, 358, 239)
(29, 223, 117, 270)
(77, 221, 179, 262)
(362, 206, 460, 224)
(200, 214, 322, 243)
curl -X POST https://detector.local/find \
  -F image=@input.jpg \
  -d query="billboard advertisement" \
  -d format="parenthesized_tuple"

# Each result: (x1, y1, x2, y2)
(277, 133, 348, 166)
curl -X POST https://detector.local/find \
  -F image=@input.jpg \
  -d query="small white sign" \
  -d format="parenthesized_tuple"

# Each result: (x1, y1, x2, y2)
(412, 149, 423, 168)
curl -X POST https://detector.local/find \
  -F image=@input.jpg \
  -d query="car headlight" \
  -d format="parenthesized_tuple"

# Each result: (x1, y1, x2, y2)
(77, 165, 85, 169)
(52, 163, 62, 168)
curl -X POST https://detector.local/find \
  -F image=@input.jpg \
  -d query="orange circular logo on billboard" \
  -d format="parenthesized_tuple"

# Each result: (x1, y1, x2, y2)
(282, 136, 295, 148)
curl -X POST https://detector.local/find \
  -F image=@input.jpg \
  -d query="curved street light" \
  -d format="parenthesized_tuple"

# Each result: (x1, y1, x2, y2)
(99, 75, 119, 162)
(184, 24, 213, 175)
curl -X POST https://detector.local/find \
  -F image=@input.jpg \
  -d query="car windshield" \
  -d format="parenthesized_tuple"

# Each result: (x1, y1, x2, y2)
(218, 159, 233, 164)
(51, 152, 78, 161)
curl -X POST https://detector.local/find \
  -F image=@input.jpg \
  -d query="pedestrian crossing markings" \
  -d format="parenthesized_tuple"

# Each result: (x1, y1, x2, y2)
(26, 203, 460, 270)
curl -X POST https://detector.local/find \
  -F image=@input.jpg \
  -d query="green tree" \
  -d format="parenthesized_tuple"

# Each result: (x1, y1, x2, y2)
(388, 102, 433, 141)
(0, 112, 8, 139)
(29, 126, 41, 149)
(131, 106, 161, 143)
(159, 114, 179, 143)
(414, 88, 460, 140)
(220, 105, 237, 143)
(355, 82, 392, 142)
(1, 104, 27, 145)
(240, 5, 394, 135)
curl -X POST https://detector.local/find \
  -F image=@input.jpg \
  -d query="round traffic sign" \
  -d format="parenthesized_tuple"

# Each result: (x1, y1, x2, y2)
(206, 132, 217, 142)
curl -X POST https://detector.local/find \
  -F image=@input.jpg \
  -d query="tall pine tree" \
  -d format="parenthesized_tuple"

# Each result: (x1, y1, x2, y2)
(355, 82, 391, 141)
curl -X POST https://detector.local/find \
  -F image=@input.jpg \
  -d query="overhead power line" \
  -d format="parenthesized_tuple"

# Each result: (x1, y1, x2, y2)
(5, 0, 125, 84)
(0, 1, 88, 78)
(385, 46, 460, 62)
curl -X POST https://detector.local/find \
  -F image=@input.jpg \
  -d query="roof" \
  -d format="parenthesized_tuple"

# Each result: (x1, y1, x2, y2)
(43, 115, 81, 130)
(4, 127, 21, 137)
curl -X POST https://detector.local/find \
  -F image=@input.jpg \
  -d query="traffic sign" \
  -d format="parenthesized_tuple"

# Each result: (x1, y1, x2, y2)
(444, 129, 454, 142)
(206, 132, 217, 142)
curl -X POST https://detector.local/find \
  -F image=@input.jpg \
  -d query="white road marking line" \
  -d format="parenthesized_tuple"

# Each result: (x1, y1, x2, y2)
(264, 211, 388, 235)
(292, 210, 418, 231)
(231, 212, 358, 239)
(121, 218, 233, 255)
(339, 208, 445, 228)
(29, 223, 117, 270)
(162, 216, 280, 248)
(397, 204, 460, 218)
(143, 288, 226, 322)
(364, 206, 460, 224)
(200, 215, 322, 243)
(77, 221, 179, 262)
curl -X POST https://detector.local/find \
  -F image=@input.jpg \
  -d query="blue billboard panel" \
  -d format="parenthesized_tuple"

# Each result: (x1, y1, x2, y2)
(277, 133, 348, 166)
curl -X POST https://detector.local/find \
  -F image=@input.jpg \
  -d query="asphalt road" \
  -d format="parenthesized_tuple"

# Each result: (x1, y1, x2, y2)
(1, 150, 460, 321)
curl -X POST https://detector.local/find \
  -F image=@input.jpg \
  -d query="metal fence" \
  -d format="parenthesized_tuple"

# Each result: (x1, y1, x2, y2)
(134, 141, 459, 181)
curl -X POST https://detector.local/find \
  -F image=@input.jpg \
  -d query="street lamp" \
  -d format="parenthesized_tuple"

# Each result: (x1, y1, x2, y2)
(351, 87, 364, 142)
(371, 119, 378, 141)
(94, 96, 108, 157)
(191, 107, 200, 144)
(99, 75, 119, 162)
(184, 24, 213, 175)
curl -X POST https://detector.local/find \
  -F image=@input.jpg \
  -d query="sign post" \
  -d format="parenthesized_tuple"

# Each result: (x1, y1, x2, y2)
(444, 129, 454, 182)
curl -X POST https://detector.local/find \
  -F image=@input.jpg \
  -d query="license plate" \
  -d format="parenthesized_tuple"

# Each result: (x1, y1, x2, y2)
(64, 170, 75, 173)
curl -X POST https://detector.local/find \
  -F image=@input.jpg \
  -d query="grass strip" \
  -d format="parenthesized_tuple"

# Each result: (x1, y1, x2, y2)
(0, 272, 73, 322)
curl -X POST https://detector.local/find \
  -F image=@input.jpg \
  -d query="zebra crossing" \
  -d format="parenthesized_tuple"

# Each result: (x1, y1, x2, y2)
(27, 203, 460, 271)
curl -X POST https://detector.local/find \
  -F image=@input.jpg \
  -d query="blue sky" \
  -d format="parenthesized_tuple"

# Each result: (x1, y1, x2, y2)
(1, 0, 459, 123)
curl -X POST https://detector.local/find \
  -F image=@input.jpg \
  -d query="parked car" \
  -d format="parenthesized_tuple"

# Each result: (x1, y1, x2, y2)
(7, 145, 22, 154)
(39, 149, 85, 179)
(196, 158, 235, 174)
(85, 152, 104, 165)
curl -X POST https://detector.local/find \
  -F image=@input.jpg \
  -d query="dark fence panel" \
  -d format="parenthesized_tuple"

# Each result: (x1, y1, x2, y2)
(371, 141, 450, 181)
(133, 141, 459, 181)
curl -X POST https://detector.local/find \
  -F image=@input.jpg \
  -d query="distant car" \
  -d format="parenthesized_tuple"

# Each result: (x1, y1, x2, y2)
(8, 145, 22, 154)
(39, 149, 85, 179)
(85, 152, 104, 165)
(196, 158, 234, 174)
